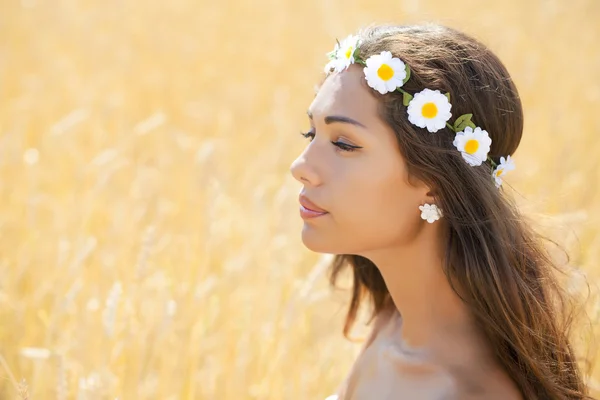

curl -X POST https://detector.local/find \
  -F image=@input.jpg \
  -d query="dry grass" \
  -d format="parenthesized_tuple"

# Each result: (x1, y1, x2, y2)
(0, 0, 599, 398)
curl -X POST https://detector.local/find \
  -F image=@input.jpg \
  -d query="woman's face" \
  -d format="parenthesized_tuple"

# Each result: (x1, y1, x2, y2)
(290, 65, 430, 255)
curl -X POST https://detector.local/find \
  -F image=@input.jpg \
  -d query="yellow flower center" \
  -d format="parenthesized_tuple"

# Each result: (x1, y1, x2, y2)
(464, 139, 479, 154)
(495, 168, 504, 177)
(377, 64, 394, 81)
(421, 102, 438, 119)
(345, 47, 353, 59)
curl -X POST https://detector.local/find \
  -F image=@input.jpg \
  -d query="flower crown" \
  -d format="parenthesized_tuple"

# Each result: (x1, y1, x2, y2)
(324, 35, 515, 188)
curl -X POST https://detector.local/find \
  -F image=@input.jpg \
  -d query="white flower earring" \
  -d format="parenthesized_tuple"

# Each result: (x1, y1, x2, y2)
(419, 203, 443, 223)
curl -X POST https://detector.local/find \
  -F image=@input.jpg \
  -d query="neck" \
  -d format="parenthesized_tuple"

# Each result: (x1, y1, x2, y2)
(360, 224, 482, 355)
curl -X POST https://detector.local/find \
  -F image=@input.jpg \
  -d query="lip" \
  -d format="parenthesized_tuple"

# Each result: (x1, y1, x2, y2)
(299, 194, 329, 219)
(299, 205, 329, 219)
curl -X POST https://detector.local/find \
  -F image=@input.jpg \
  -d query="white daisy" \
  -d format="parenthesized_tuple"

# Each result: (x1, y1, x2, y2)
(407, 89, 452, 133)
(452, 126, 492, 167)
(324, 35, 361, 74)
(363, 51, 407, 95)
(419, 204, 443, 223)
(492, 155, 516, 188)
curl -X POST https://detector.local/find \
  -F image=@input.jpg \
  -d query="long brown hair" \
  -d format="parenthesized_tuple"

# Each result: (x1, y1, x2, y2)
(327, 24, 593, 399)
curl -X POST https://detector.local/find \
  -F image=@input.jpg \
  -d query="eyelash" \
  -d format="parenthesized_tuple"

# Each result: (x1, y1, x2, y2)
(300, 131, 361, 152)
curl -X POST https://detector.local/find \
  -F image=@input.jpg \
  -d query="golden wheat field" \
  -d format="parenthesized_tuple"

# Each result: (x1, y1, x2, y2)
(0, 0, 599, 398)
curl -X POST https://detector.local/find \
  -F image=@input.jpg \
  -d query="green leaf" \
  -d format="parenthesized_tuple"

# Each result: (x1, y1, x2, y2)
(403, 91, 413, 106)
(445, 92, 451, 102)
(402, 64, 411, 85)
(456, 116, 477, 131)
(455, 120, 468, 132)
(353, 47, 361, 59)
(453, 113, 473, 132)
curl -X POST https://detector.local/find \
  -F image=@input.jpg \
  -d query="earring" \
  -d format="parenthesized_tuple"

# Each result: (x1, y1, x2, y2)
(419, 203, 443, 223)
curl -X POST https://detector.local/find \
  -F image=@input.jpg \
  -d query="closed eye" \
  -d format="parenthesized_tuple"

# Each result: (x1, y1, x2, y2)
(300, 130, 362, 152)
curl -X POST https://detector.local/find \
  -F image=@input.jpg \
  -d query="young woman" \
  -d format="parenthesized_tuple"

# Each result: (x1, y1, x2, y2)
(290, 24, 593, 399)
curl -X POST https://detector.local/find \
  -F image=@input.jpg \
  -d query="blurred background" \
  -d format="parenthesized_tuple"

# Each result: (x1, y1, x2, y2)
(0, 0, 599, 398)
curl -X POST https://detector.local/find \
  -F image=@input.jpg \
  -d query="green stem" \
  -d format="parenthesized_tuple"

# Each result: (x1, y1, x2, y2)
(446, 122, 456, 132)
(487, 156, 498, 168)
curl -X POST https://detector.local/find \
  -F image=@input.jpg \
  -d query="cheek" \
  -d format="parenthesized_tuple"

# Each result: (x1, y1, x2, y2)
(301, 163, 423, 255)
(345, 177, 422, 249)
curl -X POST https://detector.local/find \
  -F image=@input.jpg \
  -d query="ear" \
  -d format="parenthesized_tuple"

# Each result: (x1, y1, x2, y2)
(407, 171, 437, 205)
(411, 175, 437, 204)
(423, 188, 438, 205)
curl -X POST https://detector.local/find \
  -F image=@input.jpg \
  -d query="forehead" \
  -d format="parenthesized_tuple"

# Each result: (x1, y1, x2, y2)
(308, 65, 380, 120)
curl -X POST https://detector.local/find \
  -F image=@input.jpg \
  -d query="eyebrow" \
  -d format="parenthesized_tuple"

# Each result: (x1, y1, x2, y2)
(307, 111, 367, 129)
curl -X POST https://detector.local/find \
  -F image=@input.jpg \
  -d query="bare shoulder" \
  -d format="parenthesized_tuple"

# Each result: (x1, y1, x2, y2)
(443, 362, 524, 400)
(354, 346, 523, 400)
(377, 363, 523, 400)
(344, 341, 456, 400)
(341, 304, 523, 400)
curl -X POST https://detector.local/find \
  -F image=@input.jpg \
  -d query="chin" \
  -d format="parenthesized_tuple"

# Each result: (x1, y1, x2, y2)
(301, 225, 334, 253)
(300, 225, 350, 254)
(301, 232, 326, 253)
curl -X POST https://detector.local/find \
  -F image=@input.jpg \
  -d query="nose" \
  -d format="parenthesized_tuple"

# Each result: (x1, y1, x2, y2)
(290, 151, 321, 187)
